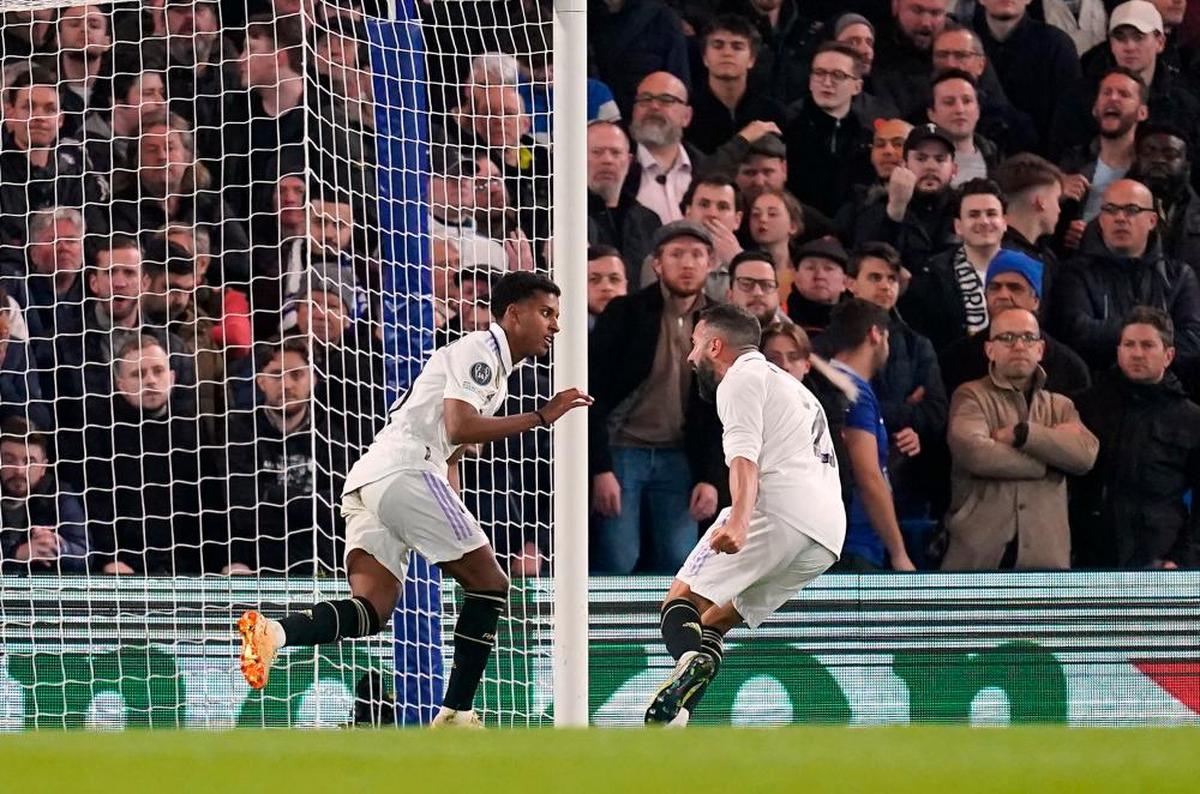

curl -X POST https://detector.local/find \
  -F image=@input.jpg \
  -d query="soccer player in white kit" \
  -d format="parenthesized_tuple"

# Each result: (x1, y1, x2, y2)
(645, 304, 846, 726)
(236, 272, 591, 727)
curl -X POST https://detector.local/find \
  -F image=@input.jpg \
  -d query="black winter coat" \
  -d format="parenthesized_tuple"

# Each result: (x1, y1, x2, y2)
(783, 98, 873, 218)
(1072, 371, 1200, 568)
(1050, 234, 1200, 377)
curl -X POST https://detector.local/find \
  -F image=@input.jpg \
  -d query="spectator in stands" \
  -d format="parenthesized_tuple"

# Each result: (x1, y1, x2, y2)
(0, 418, 87, 574)
(747, 188, 801, 304)
(1059, 68, 1149, 224)
(873, 0, 953, 119)
(457, 77, 552, 242)
(587, 245, 628, 331)
(589, 220, 723, 574)
(733, 133, 787, 203)
(760, 318, 811, 380)
(726, 249, 784, 327)
(64, 334, 203, 575)
(940, 249, 1091, 398)
(0, 67, 107, 253)
(685, 15, 785, 155)
(720, 0, 824, 104)
(847, 124, 959, 270)
(439, 268, 495, 348)
(53, 233, 195, 431)
(225, 337, 344, 575)
(927, 70, 998, 186)
(1056, 1, 1200, 158)
(993, 152, 1065, 271)
(109, 111, 249, 286)
(232, 13, 305, 217)
(943, 307, 1099, 570)
(16, 207, 85, 383)
(166, 224, 251, 360)
(836, 118, 914, 237)
(1073, 306, 1200, 568)
(472, 150, 535, 271)
(1131, 121, 1200, 266)
(787, 236, 847, 338)
(825, 298, 918, 572)
(54, 5, 113, 142)
(587, 120, 660, 284)
(834, 13, 899, 126)
(430, 151, 507, 273)
(673, 174, 744, 298)
(293, 262, 384, 454)
(1051, 178, 1200, 378)
(87, 56, 167, 177)
(163, 0, 229, 154)
(783, 42, 871, 218)
(902, 178, 1007, 351)
(846, 242, 948, 458)
(1040, 0, 1109, 56)
(629, 71, 698, 225)
(975, 0, 1082, 148)
(590, 0, 690, 117)
(930, 25, 1039, 156)
(0, 288, 51, 432)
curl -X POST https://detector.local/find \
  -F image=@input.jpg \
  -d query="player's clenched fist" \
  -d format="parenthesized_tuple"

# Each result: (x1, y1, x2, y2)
(709, 514, 749, 554)
(540, 388, 593, 422)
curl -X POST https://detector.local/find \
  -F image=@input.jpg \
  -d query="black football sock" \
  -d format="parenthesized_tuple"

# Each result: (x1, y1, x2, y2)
(682, 627, 726, 714)
(277, 596, 382, 647)
(660, 598, 703, 660)
(441, 590, 506, 711)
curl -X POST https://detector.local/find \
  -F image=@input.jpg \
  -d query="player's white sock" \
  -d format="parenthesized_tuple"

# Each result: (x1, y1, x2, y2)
(268, 619, 286, 648)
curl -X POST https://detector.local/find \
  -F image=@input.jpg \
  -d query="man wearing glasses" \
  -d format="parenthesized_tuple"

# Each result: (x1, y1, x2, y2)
(1051, 178, 1200, 381)
(782, 42, 871, 217)
(725, 249, 785, 328)
(943, 306, 1098, 570)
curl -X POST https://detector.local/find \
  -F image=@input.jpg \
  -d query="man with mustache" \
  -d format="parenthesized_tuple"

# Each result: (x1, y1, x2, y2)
(1130, 121, 1200, 265)
(1051, 178, 1200, 382)
(943, 307, 1098, 570)
(847, 124, 960, 271)
(1059, 68, 1150, 225)
(590, 220, 725, 575)
(587, 120, 661, 284)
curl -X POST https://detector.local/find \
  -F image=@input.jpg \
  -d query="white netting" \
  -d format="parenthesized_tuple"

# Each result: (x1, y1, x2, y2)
(0, 0, 556, 728)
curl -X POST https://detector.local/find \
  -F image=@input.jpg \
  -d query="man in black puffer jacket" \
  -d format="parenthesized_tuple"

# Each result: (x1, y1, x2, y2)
(1072, 307, 1200, 569)
(1050, 179, 1200, 387)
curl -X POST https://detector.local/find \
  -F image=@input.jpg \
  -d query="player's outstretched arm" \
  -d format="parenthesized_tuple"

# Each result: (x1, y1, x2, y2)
(444, 388, 593, 445)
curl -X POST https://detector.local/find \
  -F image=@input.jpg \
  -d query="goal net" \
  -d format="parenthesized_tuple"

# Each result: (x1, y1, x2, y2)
(0, 0, 560, 729)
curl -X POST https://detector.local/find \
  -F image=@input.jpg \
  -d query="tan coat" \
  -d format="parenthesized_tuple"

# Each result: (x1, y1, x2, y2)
(943, 366, 1099, 570)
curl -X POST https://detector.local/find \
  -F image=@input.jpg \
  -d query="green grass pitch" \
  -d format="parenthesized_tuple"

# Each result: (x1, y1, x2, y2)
(2, 726, 1199, 793)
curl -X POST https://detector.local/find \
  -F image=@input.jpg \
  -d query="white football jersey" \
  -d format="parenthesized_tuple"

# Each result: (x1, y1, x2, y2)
(716, 351, 846, 556)
(343, 323, 515, 494)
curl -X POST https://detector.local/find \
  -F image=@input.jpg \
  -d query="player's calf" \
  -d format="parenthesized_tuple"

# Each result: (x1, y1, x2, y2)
(440, 589, 507, 714)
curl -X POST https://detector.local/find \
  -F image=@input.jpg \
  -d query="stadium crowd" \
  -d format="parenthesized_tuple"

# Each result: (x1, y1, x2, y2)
(0, 0, 1197, 578)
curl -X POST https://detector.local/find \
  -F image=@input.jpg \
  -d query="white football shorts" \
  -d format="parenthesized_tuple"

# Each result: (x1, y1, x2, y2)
(342, 470, 490, 582)
(677, 506, 836, 628)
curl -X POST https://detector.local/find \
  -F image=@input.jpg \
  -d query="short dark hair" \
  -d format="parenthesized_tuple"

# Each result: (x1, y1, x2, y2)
(246, 12, 304, 74)
(255, 335, 310, 372)
(142, 237, 194, 280)
(699, 303, 761, 350)
(813, 41, 863, 78)
(5, 67, 58, 107)
(954, 177, 1008, 216)
(993, 153, 1062, 198)
(587, 244, 623, 262)
(0, 416, 47, 456)
(847, 242, 901, 278)
(455, 267, 494, 289)
(1122, 305, 1175, 348)
(489, 271, 561, 320)
(680, 173, 744, 215)
(729, 249, 777, 281)
(85, 232, 142, 270)
(823, 298, 889, 355)
(1100, 66, 1150, 105)
(930, 68, 978, 100)
(704, 14, 762, 56)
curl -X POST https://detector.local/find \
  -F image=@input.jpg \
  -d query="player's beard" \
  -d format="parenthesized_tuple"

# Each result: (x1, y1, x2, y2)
(694, 357, 719, 403)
